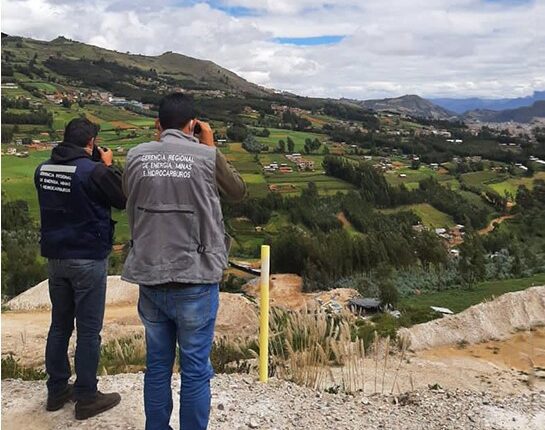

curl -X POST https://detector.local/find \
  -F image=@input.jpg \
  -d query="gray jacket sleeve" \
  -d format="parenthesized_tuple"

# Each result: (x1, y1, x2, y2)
(215, 149, 247, 202)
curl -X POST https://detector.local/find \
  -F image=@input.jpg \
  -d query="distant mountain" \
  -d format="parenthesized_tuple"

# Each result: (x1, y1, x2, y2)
(430, 91, 545, 114)
(354, 95, 455, 120)
(1, 35, 273, 98)
(463, 101, 545, 123)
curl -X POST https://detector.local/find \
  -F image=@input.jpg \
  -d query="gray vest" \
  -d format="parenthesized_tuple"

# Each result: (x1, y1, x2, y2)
(121, 129, 229, 285)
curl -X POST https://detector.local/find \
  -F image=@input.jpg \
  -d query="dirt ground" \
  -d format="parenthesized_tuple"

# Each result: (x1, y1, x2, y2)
(3, 280, 544, 398)
(421, 328, 545, 374)
(2, 293, 258, 367)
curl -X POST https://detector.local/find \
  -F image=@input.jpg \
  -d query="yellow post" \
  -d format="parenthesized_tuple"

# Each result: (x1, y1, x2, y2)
(258, 245, 270, 382)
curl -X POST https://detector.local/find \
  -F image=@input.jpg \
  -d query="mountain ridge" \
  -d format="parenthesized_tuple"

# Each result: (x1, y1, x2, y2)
(351, 94, 456, 120)
(431, 91, 545, 114)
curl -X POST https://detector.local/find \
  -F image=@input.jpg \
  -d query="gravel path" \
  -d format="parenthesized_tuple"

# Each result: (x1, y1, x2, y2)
(2, 374, 544, 429)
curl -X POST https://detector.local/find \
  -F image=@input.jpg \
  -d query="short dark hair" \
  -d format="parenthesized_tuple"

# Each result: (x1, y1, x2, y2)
(158, 93, 197, 130)
(63, 118, 99, 147)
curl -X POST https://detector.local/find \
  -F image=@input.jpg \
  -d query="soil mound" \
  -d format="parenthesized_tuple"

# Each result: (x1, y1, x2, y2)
(242, 274, 358, 311)
(399, 286, 545, 351)
(6, 276, 139, 311)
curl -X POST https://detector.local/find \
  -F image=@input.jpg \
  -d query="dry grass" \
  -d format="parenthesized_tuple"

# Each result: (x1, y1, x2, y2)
(5, 309, 410, 394)
(268, 308, 409, 394)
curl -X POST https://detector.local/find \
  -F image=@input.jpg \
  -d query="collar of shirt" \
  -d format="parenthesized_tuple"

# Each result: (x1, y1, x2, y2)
(160, 129, 200, 144)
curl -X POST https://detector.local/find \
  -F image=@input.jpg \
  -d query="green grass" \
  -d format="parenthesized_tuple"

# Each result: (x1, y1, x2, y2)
(460, 170, 507, 188)
(382, 203, 455, 228)
(25, 81, 58, 93)
(1, 354, 47, 380)
(456, 190, 494, 213)
(1, 150, 50, 218)
(126, 118, 155, 127)
(241, 173, 266, 184)
(488, 172, 545, 197)
(255, 128, 327, 152)
(384, 166, 437, 187)
(400, 273, 545, 313)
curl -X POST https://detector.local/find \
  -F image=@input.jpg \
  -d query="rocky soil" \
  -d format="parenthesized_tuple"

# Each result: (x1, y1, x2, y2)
(399, 286, 545, 350)
(2, 374, 545, 430)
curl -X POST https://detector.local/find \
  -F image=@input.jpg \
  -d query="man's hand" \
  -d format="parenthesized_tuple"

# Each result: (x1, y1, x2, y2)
(98, 147, 113, 167)
(194, 120, 215, 147)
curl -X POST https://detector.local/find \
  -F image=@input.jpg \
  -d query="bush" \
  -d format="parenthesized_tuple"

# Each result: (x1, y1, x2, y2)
(1, 354, 47, 380)
(210, 337, 256, 374)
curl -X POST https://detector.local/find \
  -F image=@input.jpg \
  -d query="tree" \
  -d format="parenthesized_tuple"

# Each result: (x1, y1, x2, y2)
(62, 97, 72, 108)
(242, 134, 264, 153)
(375, 264, 399, 308)
(226, 122, 248, 141)
(414, 230, 448, 268)
(302, 182, 318, 200)
(458, 232, 486, 287)
(276, 139, 286, 153)
(1, 125, 14, 143)
(1, 199, 47, 298)
(287, 136, 295, 153)
(410, 159, 421, 170)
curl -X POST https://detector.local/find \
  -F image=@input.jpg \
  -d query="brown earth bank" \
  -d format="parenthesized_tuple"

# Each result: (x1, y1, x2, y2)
(398, 286, 545, 351)
(2, 374, 545, 430)
(3, 280, 545, 399)
(2, 276, 258, 366)
(421, 328, 545, 374)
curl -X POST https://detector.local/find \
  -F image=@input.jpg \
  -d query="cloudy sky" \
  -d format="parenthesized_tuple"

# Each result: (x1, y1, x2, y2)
(2, 0, 544, 99)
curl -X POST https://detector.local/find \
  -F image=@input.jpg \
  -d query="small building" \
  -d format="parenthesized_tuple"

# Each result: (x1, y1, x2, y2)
(348, 298, 382, 315)
(449, 249, 460, 258)
(430, 306, 453, 315)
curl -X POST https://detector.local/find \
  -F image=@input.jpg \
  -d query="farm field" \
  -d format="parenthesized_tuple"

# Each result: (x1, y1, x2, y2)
(385, 166, 456, 189)
(400, 273, 545, 313)
(255, 128, 327, 152)
(460, 170, 508, 189)
(382, 203, 455, 229)
(488, 172, 545, 197)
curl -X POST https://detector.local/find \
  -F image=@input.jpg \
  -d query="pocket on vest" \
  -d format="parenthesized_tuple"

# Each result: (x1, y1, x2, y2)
(134, 204, 197, 266)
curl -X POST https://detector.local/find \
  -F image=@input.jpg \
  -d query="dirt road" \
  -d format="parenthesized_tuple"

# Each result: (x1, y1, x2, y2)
(478, 215, 515, 235)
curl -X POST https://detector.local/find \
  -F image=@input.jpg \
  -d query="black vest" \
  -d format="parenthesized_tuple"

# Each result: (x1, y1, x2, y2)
(35, 156, 113, 259)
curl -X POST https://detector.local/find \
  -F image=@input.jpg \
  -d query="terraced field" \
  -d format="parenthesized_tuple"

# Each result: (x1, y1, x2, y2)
(382, 203, 455, 228)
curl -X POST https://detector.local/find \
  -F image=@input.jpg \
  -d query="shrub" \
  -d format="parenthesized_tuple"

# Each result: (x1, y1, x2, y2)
(1, 354, 47, 380)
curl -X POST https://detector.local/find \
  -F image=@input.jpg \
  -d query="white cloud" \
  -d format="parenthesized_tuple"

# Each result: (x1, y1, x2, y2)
(2, 0, 544, 99)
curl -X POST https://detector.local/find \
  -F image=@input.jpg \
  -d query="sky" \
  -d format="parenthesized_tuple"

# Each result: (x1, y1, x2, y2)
(2, 0, 544, 100)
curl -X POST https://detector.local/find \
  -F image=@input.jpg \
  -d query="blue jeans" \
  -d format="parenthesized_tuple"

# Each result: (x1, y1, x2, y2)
(138, 284, 219, 430)
(45, 258, 108, 400)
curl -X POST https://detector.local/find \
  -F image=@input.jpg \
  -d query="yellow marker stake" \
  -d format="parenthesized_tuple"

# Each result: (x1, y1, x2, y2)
(258, 245, 270, 382)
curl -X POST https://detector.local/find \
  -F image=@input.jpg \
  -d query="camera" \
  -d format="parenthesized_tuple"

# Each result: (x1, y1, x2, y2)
(91, 145, 110, 163)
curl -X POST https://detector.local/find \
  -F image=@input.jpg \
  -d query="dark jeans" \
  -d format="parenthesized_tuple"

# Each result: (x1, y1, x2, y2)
(45, 258, 108, 401)
(138, 283, 219, 430)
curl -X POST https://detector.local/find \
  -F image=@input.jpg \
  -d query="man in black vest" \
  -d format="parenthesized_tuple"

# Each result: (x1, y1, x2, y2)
(35, 118, 126, 420)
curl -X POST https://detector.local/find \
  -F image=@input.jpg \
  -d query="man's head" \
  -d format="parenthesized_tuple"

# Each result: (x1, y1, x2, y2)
(158, 93, 197, 132)
(63, 118, 99, 148)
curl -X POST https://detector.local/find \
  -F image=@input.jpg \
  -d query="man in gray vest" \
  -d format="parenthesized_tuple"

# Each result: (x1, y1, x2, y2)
(122, 93, 246, 430)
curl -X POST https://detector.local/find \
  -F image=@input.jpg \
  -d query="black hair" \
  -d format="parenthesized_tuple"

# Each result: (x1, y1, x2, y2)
(158, 93, 197, 130)
(63, 118, 99, 147)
